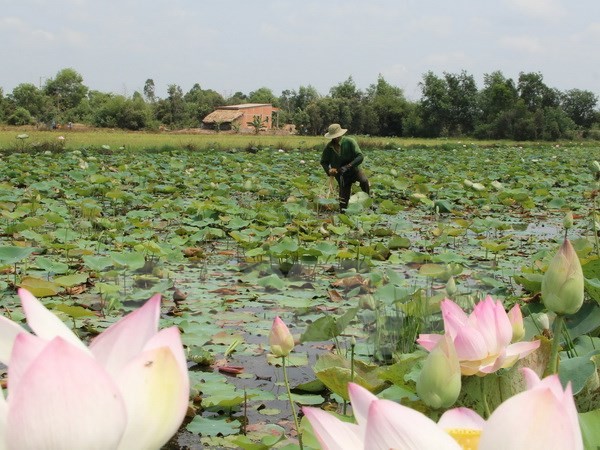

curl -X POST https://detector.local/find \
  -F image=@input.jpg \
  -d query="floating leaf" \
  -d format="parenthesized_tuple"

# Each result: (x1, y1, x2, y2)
(53, 303, 96, 319)
(19, 276, 60, 297)
(53, 272, 89, 287)
(35, 257, 69, 274)
(0, 246, 37, 265)
(186, 416, 240, 437)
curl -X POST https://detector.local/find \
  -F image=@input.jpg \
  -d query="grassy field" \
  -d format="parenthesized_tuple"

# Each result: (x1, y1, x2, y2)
(0, 125, 552, 152)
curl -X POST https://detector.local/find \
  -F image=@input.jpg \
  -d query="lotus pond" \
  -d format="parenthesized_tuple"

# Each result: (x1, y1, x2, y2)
(1, 141, 600, 448)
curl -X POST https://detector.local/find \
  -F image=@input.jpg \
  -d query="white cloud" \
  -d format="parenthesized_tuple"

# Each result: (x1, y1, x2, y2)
(499, 35, 543, 53)
(570, 22, 600, 44)
(60, 29, 88, 47)
(408, 15, 454, 36)
(506, 0, 566, 21)
(422, 51, 470, 66)
(0, 17, 54, 42)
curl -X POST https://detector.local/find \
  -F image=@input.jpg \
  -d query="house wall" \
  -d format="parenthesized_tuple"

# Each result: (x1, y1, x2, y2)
(239, 105, 277, 130)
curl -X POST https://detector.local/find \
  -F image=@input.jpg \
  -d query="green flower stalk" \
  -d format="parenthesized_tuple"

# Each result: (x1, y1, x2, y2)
(541, 238, 584, 316)
(269, 316, 303, 449)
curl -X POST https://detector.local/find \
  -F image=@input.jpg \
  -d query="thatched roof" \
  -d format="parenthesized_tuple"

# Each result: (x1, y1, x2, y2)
(202, 109, 244, 124)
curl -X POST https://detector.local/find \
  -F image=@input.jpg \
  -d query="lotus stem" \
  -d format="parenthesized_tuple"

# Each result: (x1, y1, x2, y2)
(343, 337, 357, 416)
(282, 356, 303, 449)
(545, 314, 565, 376)
(480, 376, 491, 419)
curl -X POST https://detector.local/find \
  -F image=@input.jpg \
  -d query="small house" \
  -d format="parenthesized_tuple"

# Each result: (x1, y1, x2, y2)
(202, 103, 279, 131)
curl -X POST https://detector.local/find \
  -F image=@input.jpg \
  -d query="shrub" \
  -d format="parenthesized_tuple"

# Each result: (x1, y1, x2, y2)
(7, 107, 33, 126)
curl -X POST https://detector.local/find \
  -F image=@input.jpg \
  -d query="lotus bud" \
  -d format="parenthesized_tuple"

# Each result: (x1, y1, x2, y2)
(269, 316, 295, 357)
(535, 313, 550, 332)
(541, 239, 584, 315)
(416, 335, 461, 409)
(563, 211, 573, 230)
(445, 276, 457, 298)
(507, 304, 525, 342)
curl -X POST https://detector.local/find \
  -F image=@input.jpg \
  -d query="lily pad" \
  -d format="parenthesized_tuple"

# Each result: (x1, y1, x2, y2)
(186, 416, 240, 437)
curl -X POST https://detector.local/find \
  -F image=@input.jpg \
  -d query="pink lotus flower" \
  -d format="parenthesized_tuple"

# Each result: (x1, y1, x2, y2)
(417, 296, 540, 375)
(269, 316, 295, 357)
(0, 289, 189, 449)
(479, 368, 582, 449)
(304, 370, 583, 450)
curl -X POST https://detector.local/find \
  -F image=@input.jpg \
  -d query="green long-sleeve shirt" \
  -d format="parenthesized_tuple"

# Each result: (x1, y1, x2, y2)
(320, 136, 364, 174)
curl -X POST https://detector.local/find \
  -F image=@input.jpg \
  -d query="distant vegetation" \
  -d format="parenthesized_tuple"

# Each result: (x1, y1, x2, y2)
(0, 68, 598, 141)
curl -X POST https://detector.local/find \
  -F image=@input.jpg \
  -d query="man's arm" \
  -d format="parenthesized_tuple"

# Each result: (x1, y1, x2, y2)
(345, 138, 364, 169)
(320, 147, 332, 174)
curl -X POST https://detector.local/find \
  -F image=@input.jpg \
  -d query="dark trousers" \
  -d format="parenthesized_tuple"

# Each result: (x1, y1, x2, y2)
(336, 169, 370, 211)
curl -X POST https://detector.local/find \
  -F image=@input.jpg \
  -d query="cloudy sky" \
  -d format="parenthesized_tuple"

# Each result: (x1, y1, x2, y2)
(1, 0, 599, 100)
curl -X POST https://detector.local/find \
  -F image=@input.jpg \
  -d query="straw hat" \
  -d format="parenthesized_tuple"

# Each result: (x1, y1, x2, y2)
(324, 123, 347, 139)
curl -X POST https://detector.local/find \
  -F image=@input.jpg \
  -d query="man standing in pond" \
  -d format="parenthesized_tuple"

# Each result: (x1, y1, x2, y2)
(320, 124, 370, 212)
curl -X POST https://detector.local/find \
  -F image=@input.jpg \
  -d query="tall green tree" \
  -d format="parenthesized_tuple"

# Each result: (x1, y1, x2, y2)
(444, 71, 479, 135)
(184, 83, 225, 126)
(419, 71, 450, 137)
(43, 68, 88, 117)
(328, 77, 364, 132)
(517, 72, 559, 111)
(560, 88, 598, 128)
(154, 84, 186, 127)
(330, 76, 362, 101)
(9, 83, 47, 119)
(479, 71, 518, 122)
(366, 75, 408, 136)
(143, 79, 156, 103)
(248, 87, 277, 105)
(227, 91, 247, 105)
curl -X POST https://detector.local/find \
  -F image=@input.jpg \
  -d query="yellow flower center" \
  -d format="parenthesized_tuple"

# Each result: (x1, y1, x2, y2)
(447, 428, 481, 450)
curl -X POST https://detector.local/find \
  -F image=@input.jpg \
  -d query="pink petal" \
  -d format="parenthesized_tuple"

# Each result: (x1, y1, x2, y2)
(440, 299, 469, 336)
(438, 407, 485, 431)
(479, 374, 583, 450)
(0, 383, 6, 443)
(499, 340, 541, 369)
(114, 333, 189, 450)
(6, 337, 127, 449)
(90, 294, 161, 377)
(365, 399, 462, 449)
(0, 315, 26, 365)
(143, 326, 188, 381)
(6, 333, 48, 398)
(416, 333, 442, 352)
(452, 326, 488, 361)
(302, 407, 362, 450)
(521, 367, 541, 389)
(18, 288, 87, 352)
(508, 304, 525, 340)
(348, 382, 378, 430)
(470, 296, 512, 354)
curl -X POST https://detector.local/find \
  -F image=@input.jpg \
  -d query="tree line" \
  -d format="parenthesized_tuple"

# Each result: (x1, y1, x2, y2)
(1, 68, 598, 141)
